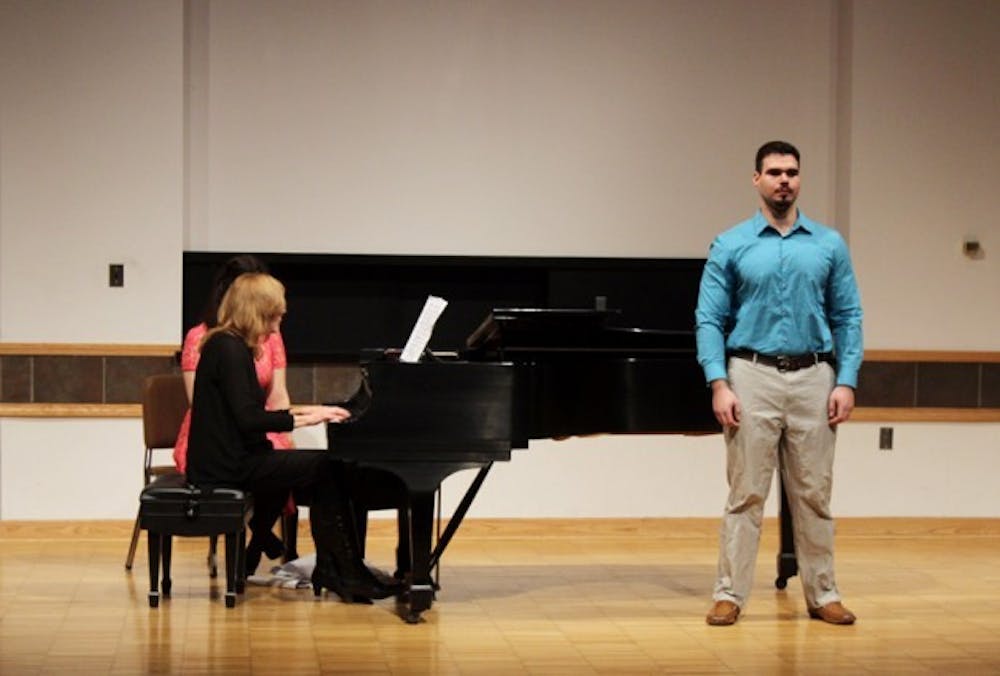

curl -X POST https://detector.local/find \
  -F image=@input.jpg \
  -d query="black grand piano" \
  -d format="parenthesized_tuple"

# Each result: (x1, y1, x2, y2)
(328, 308, 726, 622)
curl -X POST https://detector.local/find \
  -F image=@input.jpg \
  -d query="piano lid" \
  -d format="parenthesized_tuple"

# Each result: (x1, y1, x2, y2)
(465, 307, 695, 354)
(465, 308, 616, 349)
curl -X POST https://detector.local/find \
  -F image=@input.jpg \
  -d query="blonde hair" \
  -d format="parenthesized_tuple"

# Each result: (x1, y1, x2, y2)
(202, 273, 286, 355)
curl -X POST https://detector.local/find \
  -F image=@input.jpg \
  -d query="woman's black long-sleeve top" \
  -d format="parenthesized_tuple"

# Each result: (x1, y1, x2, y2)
(186, 331, 294, 487)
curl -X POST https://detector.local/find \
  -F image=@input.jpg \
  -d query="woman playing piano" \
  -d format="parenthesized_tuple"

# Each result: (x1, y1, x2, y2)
(186, 271, 400, 602)
(173, 254, 297, 574)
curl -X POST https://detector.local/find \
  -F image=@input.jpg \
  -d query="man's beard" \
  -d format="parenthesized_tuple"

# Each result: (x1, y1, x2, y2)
(764, 195, 795, 216)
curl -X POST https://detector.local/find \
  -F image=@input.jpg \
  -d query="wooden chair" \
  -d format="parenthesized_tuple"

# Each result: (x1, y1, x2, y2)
(125, 374, 190, 571)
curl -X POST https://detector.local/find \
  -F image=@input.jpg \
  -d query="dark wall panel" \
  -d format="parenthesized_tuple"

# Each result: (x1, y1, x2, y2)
(183, 253, 707, 360)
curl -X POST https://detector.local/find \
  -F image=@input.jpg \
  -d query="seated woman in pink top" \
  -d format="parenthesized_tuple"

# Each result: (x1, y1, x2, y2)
(173, 255, 296, 573)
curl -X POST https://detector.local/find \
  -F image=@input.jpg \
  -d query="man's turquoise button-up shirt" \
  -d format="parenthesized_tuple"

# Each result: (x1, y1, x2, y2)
(695, 210, 864, 388)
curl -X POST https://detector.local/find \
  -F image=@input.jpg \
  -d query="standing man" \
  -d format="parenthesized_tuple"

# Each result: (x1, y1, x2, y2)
(695, 140, 863, 626)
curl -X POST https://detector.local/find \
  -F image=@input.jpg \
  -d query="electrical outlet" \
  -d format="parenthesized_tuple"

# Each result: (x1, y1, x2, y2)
(109, 264, 124, 287)
(878, 427, 893, 450)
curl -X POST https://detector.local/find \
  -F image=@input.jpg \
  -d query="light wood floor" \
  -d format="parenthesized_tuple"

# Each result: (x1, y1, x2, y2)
(1, 518, 999, 675)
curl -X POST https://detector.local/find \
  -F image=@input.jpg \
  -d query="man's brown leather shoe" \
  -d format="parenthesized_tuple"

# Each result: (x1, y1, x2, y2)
(706, 600, 740, 626)
(808, 601, 856, 625)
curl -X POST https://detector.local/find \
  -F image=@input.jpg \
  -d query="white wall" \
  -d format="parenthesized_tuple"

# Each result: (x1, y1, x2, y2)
(191, 0, 836, 257)
(1, 0, 998, 521)
(6, 419, 997, 520)
(1, 419, 141, 519)
(848, 0, 1000, 349)
(455, 422, 1000, 519)
(0, 0, 184, 344)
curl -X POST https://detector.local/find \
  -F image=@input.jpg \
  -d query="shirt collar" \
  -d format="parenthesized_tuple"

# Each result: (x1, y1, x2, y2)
(753, 209, 813, 236)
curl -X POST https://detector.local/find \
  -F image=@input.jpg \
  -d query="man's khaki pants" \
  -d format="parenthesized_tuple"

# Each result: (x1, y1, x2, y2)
(712, 356, 841, 610)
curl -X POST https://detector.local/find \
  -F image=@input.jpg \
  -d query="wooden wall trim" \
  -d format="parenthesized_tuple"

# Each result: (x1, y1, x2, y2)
(2, 344, 998, 421)
(0, 343, 178, 357)
(1, 403, 997, 423)
(0, 403, 141, 418)
(851, 407, 1000, 423)
(3, 517, 999, 540)
(3, 343, 997, 362)
(864, 349, 1000, 363)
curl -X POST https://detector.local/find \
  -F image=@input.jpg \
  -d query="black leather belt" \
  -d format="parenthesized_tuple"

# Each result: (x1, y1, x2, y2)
(729, 350, 834, 372)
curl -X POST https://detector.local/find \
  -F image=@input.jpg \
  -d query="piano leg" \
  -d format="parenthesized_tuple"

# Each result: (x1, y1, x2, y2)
(396, 507, 411, 581)
(359, 459, 497, 623)
(402, 489, 436, 624)
(353, 507, 369, 558)
(775, 474, 798, 589)
(429, 464, 491, 572)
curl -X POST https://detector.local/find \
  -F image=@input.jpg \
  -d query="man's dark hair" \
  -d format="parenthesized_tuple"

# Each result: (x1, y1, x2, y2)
(755, 140, 800, 172)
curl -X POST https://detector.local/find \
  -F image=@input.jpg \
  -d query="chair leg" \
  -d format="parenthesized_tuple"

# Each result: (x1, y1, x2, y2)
(224, 532, 238, 608)
(208, 535, 218, 578)
(125, 510, 142, 570)
(162, 535, 173, 598)
(236, 526, 247, 594)
(147, 531, 162, 608)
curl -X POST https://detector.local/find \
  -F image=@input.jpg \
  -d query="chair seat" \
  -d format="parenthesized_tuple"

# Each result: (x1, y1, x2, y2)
(148, 465, 183, 479)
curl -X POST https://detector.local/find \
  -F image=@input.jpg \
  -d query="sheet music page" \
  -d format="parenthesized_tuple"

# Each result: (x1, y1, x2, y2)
(400, 295, 448, 362)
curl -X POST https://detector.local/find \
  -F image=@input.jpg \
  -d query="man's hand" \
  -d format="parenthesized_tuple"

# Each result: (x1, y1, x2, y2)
(711, 379, 741, 428)
(827, 385, 855, 426)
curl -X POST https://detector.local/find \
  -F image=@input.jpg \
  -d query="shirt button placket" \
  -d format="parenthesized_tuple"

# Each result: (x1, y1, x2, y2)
(778, 237, 789, 347)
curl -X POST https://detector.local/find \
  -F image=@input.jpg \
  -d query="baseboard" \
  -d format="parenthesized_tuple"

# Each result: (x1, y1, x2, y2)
(2, 517, 998, 540)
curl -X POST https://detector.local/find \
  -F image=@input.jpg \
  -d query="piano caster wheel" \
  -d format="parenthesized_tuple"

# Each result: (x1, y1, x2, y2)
(148, 592, 159, 608)
(775, 576, 788, 590)
(225, 594, 236, 608)
(404, 611, 423, 624)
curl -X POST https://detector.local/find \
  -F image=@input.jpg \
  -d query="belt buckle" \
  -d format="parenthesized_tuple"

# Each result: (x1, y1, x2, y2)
(776, 355, 792, 372)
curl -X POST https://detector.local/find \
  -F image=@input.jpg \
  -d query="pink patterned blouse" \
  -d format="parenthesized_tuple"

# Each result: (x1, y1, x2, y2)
(172, 323, 293, 474)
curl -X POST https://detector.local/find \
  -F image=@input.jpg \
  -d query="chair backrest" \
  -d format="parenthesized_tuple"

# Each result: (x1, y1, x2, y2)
(143, 373, 190, 449)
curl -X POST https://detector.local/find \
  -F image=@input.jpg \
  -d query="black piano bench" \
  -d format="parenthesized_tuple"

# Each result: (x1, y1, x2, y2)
(138, 473, 253, 608)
